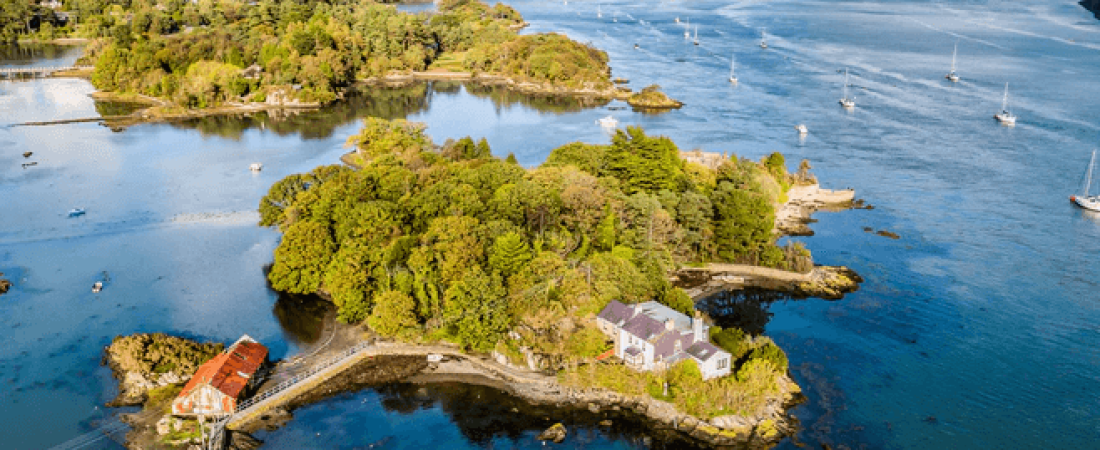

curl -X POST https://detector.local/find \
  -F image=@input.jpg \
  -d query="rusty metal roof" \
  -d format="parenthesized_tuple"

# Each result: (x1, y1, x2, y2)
(178, 341, 267, 401)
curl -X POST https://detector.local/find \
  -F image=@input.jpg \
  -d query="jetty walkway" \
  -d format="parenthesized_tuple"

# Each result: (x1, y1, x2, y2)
(205, 341, 551, 449)
(0, 65, 92, 79)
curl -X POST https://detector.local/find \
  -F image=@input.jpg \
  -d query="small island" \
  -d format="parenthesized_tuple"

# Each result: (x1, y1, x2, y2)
(7, 0, 620, 126)
(626, 84, 684, 111)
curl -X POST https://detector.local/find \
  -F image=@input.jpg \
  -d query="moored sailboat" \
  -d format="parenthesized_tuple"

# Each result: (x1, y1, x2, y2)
(945, 42, 960, 82)
(760, 28, 768, 49)
(693, 25, 699, 45)
(839, 68, 855, 109)
(994, 82, 1016, 125)
(728, 54, 737, 83)
(1071, 150, 1100, 212)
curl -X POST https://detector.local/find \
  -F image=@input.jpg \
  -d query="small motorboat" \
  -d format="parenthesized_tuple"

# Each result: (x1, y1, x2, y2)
(250, 163, 263, 172)
(596, 116, 619, 128)
(92, 281, 103, 293)
(795, 124, 808, 134)
(68, 208, 86, 217)
(22, 162, 37, 168)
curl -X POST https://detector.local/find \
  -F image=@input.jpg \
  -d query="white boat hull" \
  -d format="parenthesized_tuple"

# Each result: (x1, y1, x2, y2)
(995, 113, 1016, 125)
(1073, 196, 1100, 212)
(946, 73, 959, 82)
(839, 99, 855, 109)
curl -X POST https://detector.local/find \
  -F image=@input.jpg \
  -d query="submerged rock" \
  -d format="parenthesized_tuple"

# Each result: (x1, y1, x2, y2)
(537, 423, 568, 443)
(0, 277, 10, 295)
(876, 230, 901, 239)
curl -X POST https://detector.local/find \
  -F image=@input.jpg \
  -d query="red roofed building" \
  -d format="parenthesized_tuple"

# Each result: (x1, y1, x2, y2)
(171, 335, 269, 416)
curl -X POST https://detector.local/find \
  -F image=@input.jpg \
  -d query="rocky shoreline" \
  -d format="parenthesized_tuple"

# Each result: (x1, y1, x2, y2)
(774, 183, 861, 237)
(232, 343, 804, 449)
(360, 70, 631, 100)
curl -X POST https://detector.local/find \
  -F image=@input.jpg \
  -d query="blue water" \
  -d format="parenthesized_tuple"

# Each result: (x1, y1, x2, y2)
(3, 0, 1100, 448)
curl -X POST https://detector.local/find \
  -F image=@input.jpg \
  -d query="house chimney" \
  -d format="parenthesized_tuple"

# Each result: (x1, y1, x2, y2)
(632, 302, 640, 317)
(693, 310, 703, 343)
(665, 319, 674, 331)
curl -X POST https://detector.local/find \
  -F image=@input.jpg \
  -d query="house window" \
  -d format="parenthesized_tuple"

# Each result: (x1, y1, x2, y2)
(717, 358, 728, 370)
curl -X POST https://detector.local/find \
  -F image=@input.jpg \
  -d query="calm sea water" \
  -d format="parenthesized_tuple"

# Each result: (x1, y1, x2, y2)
(3, 0, 1099, 448)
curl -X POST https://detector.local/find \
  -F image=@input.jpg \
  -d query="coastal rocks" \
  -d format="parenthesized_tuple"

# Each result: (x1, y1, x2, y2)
(0, 275, 10, 296)
(254, 407, 293, 431)
(875, 230, 900, 239)
(775, 183, 857, 237)
(104, 333, 223, 406)
(537, 422, 568, 443)
(626, 85, 684, 111)
(794, 266, 863, 300)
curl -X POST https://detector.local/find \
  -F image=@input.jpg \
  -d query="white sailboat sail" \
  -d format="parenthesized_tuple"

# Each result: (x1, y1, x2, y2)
(995, 82, 1016, 124)
(760, 28, 768, 48)
(1072, 150, 1100, 211)
(839, 68, 854, 108)
(946, 42, 959, 82)
(729, 54, 737, 83)
(693, 25, 699, 45)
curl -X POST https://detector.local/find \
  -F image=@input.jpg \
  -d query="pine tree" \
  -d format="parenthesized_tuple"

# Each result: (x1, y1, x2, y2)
(595, 206, 617, 251)
(489, 231, 532, 277)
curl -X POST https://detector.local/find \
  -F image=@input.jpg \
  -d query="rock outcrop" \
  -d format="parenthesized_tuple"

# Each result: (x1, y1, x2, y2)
(104, 333, 223, 406)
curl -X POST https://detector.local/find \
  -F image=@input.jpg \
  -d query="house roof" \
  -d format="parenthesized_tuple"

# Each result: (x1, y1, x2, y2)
(634, 301, 693, 331)
(621, 313, 667, 341)
(597, 300, 636, 326)
(652, 331, 692, 360)
(686, 341, 726, 362)
(178, 338, 267, 401)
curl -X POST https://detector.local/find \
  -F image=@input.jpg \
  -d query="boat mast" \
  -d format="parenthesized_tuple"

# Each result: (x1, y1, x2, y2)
(1001, 82, 1009, 113)
(843, 68, 849, 101)
(951, 43, 957, 73)
(1086, 150, 1097, 197)
(730, 54, 736, 78)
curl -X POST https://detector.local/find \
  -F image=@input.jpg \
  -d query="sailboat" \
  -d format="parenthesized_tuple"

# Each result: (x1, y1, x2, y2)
(728, 54, 737, 83)
(994, 82, 1016, 125)
(597, 4, 601, 18)
(1071, 150, 1100, 212)
(693, 25, 699, 45)
(839, 68, 855, 109)
(760, 28, 768, 49)
(675, 16, 680, 24)
(684, 19, 690, 39)
(945, 42, 960, 82)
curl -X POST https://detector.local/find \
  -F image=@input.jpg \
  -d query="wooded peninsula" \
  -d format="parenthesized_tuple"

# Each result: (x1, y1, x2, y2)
(260, 117, 820, 428)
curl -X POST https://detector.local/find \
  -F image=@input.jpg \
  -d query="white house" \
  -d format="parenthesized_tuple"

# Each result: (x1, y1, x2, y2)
(596, 300, 732, 380)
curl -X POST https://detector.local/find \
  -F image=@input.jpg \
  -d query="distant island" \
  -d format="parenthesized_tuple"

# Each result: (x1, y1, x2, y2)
(4, 0, 629, 119)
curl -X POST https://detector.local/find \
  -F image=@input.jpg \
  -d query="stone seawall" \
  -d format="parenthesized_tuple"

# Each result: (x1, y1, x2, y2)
(229, 342, 800, 448)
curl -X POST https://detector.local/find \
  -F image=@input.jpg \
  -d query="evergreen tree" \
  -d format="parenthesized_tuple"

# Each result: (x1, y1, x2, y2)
(489, 231, 532, 277)
(268, 220, 335, 294)
(595, 206, 617, 251)
(443, 267, 509, 350)
(368, 291, 418, 337)
(602, 127, 686, 194)
(505, 153, 519, 165)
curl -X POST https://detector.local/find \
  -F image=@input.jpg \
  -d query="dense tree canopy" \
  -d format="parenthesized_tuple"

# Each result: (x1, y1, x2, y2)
(62, 0, 610, 108)
(262, 119, 809, 358)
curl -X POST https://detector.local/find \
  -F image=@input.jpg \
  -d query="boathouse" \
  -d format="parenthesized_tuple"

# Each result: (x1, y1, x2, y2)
(171, 335, 269, 416)
(596, 300, 732, 380)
